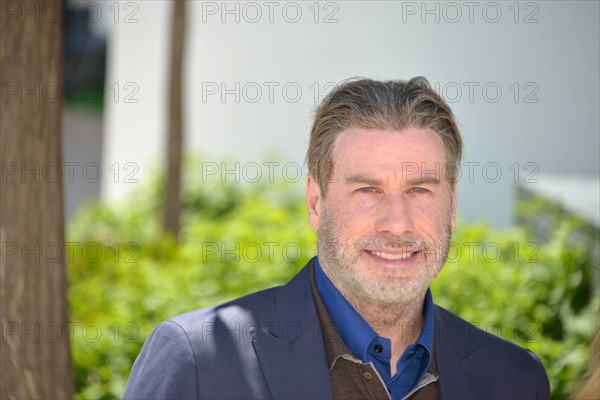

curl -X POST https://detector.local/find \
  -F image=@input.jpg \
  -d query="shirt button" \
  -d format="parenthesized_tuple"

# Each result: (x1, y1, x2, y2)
(363, 372, 373, 380)
(374, 344, 383, 353)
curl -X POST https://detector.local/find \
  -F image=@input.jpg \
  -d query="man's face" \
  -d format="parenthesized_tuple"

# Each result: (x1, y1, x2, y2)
(306, 127, 456, 307)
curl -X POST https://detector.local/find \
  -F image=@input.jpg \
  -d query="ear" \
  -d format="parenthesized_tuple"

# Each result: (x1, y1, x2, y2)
(306, 174, 322, 231)
(450, 182, 457, 234)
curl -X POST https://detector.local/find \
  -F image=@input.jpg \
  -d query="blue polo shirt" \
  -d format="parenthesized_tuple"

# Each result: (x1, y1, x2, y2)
(314, 258, 435, 400)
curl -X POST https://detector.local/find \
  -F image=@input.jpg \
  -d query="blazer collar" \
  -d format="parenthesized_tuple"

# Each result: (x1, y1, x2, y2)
(252, 260, 491, 400)
(252, 258, 334, 399)
(434, 306, 490, 399)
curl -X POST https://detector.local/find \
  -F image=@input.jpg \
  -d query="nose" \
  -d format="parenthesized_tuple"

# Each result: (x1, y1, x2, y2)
(374, 193, 415, 235)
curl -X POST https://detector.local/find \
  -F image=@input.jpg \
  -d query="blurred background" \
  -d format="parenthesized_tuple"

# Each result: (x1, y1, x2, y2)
(2, 0, 599, 399)
(62, 0, 600, 227)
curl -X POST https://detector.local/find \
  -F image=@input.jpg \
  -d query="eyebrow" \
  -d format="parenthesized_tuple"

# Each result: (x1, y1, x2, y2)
(345, 174, 386, 186)
(345, 174, 440, 186)
(405, 176, 441, 186)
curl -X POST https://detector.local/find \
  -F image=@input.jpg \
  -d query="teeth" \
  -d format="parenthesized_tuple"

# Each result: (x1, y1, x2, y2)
(370, 250, 413, 260)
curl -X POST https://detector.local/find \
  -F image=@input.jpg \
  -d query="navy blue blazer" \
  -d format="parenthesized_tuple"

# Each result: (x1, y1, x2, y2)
(123, 258, 550, 399)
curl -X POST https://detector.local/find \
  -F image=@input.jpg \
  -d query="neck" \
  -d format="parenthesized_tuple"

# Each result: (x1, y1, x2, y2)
(347, 293, 426, 376)
(351, 294, 424, 342)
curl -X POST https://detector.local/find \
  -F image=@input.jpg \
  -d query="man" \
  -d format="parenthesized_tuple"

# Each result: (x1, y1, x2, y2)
(123, 77, 550, 399)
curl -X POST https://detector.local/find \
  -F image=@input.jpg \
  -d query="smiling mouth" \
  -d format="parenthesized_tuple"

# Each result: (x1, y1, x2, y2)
(366, 250, 416, 260)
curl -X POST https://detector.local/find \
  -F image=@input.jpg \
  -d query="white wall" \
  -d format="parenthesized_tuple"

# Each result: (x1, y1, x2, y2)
(103, 0, 600, 227)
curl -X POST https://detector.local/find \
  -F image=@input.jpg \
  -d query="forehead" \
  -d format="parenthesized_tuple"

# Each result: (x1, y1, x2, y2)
(332, 127, 445, 170)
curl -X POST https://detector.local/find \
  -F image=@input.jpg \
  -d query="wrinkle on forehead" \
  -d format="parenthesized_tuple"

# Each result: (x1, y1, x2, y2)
(331, 127, 447, 186)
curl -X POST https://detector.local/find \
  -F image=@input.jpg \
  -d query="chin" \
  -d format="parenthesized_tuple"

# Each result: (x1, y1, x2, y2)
(349, 275, 426, 306)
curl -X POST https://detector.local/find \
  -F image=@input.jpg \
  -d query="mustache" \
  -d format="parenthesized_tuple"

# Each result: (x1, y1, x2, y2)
(353, 234, 431, 251)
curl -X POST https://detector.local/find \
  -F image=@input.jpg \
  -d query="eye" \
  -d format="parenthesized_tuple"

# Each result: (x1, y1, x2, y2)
(358, 187, 377, 193)
(411, 187, 428, 194)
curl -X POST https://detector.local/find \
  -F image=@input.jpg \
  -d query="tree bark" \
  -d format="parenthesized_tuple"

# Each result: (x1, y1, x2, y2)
(163, 0, 186, 237)
(0, 0, 74, 398)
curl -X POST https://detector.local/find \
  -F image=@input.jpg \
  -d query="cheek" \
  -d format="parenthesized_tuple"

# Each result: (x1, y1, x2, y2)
(326, 199, 370, 232)
(410, 200, 440, 216)
(410, 199, 453, 229)
(342, 205, 381, 237)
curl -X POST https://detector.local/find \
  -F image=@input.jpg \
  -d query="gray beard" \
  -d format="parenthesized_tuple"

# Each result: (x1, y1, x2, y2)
(317, 208, 452, 309)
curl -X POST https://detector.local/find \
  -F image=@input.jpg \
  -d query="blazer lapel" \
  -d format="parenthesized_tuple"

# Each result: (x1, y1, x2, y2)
(252, 260, 333, 400)
(434, 306, 490, 400)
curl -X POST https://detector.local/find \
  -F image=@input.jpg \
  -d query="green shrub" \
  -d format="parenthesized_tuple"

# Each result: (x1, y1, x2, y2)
(67, 159, 598, 399)
(431, 217, 598, 398)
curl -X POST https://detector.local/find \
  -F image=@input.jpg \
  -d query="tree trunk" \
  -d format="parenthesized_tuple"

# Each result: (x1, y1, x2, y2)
(164, 0, 186, 237)
(0, 0, 74, 398)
